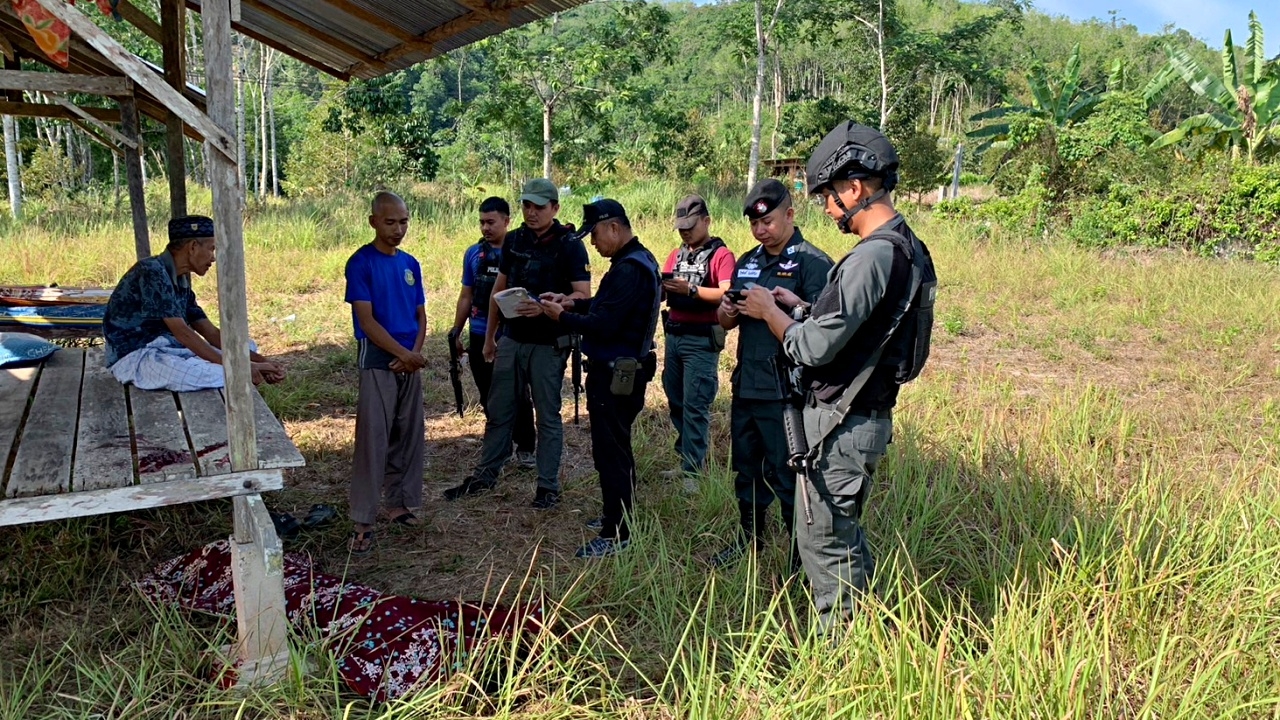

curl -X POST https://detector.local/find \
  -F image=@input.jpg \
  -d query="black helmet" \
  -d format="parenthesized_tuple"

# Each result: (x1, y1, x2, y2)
(805, 121, 899, 194)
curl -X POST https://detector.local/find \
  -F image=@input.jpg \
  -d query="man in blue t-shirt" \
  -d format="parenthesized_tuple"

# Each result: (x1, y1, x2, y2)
(449, 197, 536, 466)
(343, 192, 427, 554)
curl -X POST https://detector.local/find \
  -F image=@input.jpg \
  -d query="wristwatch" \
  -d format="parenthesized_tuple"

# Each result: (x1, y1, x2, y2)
(688, 285, 698, 299)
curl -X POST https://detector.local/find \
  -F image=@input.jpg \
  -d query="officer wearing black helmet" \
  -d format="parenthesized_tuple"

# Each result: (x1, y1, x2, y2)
(537, 199, 662, 559)
(715, 179, 833, 569)
(739, 122, 937, 631)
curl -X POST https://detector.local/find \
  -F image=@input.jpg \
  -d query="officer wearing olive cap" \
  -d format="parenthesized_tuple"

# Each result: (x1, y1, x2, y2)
(739, 121, 937, 631)
(538, 199, 661, 558)
(714, 179, 833, 568)
(445, 178, 591, 509)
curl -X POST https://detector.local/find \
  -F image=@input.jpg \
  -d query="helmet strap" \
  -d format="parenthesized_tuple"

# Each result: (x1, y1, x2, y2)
(831, 186, 888, 234)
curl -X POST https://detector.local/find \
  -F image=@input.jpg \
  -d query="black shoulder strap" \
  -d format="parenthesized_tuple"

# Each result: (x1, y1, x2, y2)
(807, 228, 924, 456)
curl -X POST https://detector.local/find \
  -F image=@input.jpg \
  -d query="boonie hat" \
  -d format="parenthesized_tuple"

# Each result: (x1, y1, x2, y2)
(520, 178, 559, 206)
(743, 179, 791, 219)
(674, 195, 709, 230)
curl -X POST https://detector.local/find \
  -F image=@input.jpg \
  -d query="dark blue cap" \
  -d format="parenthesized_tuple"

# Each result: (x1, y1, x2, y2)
(168, 215, 215, 242)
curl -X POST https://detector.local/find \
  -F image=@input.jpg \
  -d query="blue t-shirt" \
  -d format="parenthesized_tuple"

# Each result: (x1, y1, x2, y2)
(344, 243, 425, 356)
(460, 242, 504, 337)
(102, 252, 208, 366)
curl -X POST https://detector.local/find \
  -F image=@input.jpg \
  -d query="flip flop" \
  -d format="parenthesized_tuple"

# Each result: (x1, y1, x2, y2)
(270, 511, 301, 540)
(390, 511, 421, 527)
(301, 504, 337, 529)
(349, 529, 374, 555)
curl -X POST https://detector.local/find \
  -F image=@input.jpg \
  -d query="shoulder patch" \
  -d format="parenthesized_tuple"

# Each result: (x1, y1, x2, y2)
(404, 268, 415, 286)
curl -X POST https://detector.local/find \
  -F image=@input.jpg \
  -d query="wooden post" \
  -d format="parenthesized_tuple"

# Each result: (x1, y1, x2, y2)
(118, 94, 149, 261)
(202, 0, 284, 685)
(161, 0, 187, 217)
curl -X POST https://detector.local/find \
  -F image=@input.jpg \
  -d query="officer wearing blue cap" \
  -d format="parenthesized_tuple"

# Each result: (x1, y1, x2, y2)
(103, 215, 286, 391)
(714, 179, 833, 569)
(537, 198, 661, 558)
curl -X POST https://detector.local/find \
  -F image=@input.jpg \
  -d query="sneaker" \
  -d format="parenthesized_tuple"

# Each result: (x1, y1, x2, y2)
(681, 475, 699, 495)
(530, 488, 560, 510)
(658, 468, 684, 480)
(575, 536, 630, 558)
(443, 476, 496, 501)
(710, 535, 752, 569)
(584, 516, 604, 531)
(516, 451, 537, 469)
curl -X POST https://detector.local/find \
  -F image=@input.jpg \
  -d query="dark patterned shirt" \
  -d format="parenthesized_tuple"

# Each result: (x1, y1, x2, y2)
(102, 251, 208, 366)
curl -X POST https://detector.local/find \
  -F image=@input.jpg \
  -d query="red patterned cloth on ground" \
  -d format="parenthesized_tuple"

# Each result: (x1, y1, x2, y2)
(135, 540, 545, 701)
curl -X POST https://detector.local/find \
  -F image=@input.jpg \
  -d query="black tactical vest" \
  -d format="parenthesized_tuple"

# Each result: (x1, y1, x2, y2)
(805, 220, 926, 411)
(506, 222, 575, 296)
(471, 240, 502, 319)
(667, 237, 726, 313)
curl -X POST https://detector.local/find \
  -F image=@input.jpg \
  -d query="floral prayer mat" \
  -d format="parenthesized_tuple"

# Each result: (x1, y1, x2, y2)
(10, 0, 118, 68)
(135, 540, 545, 701)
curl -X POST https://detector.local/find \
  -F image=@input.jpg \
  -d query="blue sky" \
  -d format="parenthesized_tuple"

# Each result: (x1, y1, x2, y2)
(1031, 0, 1279, 51)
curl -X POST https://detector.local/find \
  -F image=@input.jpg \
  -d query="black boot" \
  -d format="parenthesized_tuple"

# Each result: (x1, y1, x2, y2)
(711, 501, 764, 568)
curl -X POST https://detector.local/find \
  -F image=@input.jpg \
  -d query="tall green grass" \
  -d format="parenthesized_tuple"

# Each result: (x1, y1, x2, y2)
(1, 181, 1278, 718)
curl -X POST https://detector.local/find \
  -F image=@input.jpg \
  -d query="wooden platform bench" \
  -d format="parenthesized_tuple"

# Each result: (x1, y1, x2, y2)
(0, 347, 305, 683)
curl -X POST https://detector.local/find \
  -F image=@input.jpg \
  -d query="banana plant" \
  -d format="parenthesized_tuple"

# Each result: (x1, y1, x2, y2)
(966, 43, 1100, 153)
(1151, 12, 1279, 164)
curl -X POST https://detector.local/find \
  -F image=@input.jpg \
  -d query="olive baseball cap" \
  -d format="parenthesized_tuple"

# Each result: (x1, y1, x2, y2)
(674, 195, 709, 230)
(520, 178, 559, 206)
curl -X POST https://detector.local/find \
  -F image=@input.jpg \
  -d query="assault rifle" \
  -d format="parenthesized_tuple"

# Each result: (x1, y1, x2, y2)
(446, 329, 465, 417)
(571, 334, 583, 424)
(778, 349, 813, 525)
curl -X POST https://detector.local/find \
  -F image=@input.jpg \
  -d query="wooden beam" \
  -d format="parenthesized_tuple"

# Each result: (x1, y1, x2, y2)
(370, 0, 529, 69)
(116, 0, 164, 44)
(182, 0, 350, 80)
(239, 0, 382, 70)
(0, 469, 283, 526)
(0, 69, 133, 96)
(161, 0, 187, 216)
(0, 31, 14, 61)
(0, 99, 119, 122)
(30, 0, 234, 160)
(49, 95, 136, 148)
(69, 118, 122, 154)
(202, 0, 256, 473)
(119, 95, 150, 261)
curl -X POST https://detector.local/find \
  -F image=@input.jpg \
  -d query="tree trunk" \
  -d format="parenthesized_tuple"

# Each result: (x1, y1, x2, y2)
(747, 0, 766, 190)
(267, 51, 279, 196)
(257, 45, 268, 198)
(113, 147, 120, 209)
(542, 101, 553, 180)
(3, 115, 22, 220)
(876, 0, 889, 131)
(770, 49, 782, 158)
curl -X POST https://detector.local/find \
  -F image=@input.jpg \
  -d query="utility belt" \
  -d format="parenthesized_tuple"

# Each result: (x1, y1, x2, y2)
(588, 352, 657, 396)
(663, 319, 716, 337)
(807, 395, 891, 420)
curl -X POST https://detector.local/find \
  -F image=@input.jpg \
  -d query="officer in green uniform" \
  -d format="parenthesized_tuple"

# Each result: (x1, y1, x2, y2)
(740, 122, 937, 631)
(713, 179, 833, 568)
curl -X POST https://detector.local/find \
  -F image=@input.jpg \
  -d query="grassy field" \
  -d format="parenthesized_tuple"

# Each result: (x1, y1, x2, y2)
(1, 181, 1278, 719)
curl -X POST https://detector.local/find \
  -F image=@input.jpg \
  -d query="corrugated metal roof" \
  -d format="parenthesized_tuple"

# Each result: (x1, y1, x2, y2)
(190, 0, 597, 80)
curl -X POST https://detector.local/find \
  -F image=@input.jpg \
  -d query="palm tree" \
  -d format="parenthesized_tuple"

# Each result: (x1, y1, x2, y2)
(966, 43, 1099, 153)
(1151, 12, 1279, 164)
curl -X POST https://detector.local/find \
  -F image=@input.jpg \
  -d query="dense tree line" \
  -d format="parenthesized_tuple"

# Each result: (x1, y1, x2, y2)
(3, 0, 1276, 215)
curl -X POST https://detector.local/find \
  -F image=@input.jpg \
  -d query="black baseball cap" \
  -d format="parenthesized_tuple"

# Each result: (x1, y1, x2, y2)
(743, 179, 791, 219)
(576, 198, 629, 238)
(674, 194, 709, 230)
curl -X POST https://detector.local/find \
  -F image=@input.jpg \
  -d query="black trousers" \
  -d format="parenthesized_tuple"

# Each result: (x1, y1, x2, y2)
(587, 365, 647, 542)
(468, 332, 535, 453)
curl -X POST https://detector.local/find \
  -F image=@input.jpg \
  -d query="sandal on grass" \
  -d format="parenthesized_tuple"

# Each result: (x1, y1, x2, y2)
(390, 511, 421, 527)
(349, 529, 375, 555)
(302, 504, 337, 529)
(270, 511, 302, 540)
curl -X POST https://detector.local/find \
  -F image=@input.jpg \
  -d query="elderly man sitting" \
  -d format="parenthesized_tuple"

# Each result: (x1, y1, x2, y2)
(102, 215, 285, 391)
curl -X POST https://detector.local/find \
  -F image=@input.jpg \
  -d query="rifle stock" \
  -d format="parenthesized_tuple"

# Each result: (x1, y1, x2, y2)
(446, 329, 465, 417)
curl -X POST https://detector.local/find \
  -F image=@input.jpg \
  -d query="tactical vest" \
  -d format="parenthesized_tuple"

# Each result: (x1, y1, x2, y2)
(470, 240, 502, 322)
(666, 237, 726, 313)
(505, 222, 575, 297)
(805, 222, 936, 410)
(582, 243, 662, 362)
